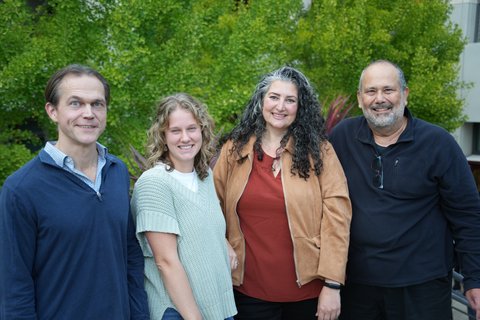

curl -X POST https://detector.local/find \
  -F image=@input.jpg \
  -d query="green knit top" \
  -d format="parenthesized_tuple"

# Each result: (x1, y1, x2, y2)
(131, 165, 237, 320)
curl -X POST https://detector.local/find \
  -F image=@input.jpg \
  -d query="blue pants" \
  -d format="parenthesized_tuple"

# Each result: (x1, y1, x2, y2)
(162, 307, 234, 320)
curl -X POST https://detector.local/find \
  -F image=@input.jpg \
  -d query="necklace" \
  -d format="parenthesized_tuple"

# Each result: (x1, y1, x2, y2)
(271, 155, 281, 172)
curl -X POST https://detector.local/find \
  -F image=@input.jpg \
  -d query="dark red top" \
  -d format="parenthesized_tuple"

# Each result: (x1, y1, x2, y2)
(235, 151, 323, 302)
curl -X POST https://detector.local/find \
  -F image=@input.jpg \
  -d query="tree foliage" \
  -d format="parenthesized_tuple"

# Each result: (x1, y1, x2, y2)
(295, 0, 467, 128)
(0, 0, 466, 184)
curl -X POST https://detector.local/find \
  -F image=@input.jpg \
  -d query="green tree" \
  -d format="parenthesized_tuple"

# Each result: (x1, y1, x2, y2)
(294, 0, 466, 130)
(0, 0, 467, 185)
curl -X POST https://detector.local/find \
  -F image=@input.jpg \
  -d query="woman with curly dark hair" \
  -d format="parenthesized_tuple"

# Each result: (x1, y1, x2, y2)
(213, 67, 352, 320)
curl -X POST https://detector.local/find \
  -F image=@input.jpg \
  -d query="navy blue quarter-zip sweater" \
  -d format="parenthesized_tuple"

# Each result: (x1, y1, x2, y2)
(329, 108, 480, 291)
(0, 149, 149, 319)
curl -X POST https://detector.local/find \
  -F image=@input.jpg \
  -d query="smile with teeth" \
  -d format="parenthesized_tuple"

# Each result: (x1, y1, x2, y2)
(178, 145, 194, 150)
(372, 105, 393, 112)
(272, 113, 287, 119)
(78, 125, 96, 128)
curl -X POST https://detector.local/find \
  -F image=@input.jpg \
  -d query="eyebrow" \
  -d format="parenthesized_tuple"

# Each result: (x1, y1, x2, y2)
(364, 85, 396, 90)
(268, 91, 297, 98)
(68, 95, 106, 103)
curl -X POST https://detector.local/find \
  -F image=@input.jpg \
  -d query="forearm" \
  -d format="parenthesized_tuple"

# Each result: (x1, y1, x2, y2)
(158, 261, 202, 320)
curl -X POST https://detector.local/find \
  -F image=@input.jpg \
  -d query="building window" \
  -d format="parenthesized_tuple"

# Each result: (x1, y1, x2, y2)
(470, 162, 480, 192)
(476, 3, 480, 42)
(474, 123, 480, 154)
(469, 123, 480, 192)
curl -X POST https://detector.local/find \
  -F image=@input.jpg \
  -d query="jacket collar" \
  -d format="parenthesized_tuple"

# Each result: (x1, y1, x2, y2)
(234, 135, 295, 160)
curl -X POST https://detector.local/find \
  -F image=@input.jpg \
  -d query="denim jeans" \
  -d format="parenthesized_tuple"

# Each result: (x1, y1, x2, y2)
(162, 307, 234, 320)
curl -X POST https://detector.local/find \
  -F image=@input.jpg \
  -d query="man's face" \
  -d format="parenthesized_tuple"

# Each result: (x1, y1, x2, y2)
(45, 74, 107, 152)
(357, 63, 409, 130)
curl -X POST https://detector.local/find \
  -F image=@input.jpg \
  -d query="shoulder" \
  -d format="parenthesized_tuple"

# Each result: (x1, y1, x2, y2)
(131, 167, 177, 208)
(105, 153, 128, 170)
(332, 116, 363, 133)
(135, 166, 170, 188)
(329, 116, 364, 146)
(202, 168, 215, 184)
(320, 140, 337, 156)
(3, 156, 43, 191)
(219, 139, 235, 157)
(413, 117, 450, 135)
(139, 165, 165, 177)
(412, 118, 458, 146)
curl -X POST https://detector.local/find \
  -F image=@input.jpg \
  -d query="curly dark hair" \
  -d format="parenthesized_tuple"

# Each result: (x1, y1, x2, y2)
(226, 66, 327, 179)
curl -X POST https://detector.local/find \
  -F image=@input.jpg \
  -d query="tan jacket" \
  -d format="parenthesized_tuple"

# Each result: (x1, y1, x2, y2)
(213, 137, 352, 286)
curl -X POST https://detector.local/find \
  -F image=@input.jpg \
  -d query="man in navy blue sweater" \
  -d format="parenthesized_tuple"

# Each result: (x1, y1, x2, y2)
(330, 60, 480, 320)
(0, 65, 149, 319)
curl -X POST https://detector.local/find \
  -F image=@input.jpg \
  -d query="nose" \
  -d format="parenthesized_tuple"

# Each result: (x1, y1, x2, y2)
(276, 98, 287, 111)
(374, 91, 386, 103)
(180, 130, 191, 142)
(82, 104, 94, 118)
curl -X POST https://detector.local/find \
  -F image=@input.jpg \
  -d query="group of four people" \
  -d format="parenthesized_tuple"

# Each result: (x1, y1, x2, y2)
(1, 60, 480, 320)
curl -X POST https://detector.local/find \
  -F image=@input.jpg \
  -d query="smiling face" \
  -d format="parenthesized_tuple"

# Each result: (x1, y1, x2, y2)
(165, 107, 202, 173)
(262, 80, 298, 134)
(45, 74, 107, 153)
(358, 62, 409, 131)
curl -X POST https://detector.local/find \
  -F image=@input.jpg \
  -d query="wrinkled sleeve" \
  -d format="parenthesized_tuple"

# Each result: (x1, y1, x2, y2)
(131, 172, 180, 258)
(0, 184, 37, 320)
(438, 138, 480, 292)
(317, 142, 352, 284)
(126, 207, 150, 320)
(212, 143, 230, 217)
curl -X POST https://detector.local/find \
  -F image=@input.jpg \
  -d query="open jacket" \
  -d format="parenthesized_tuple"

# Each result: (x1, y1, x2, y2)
(213, 136, 352, 286)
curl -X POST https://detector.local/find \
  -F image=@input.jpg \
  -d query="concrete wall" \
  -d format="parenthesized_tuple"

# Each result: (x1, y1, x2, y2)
(450, 0, 480, 155)
(461, 43, 480, 122)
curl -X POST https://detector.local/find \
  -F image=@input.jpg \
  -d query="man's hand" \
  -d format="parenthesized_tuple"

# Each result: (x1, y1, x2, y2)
(466, 288, 480, 320)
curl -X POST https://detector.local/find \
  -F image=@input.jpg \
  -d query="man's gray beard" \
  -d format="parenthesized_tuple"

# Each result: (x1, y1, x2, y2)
(364, 104, 404, 129)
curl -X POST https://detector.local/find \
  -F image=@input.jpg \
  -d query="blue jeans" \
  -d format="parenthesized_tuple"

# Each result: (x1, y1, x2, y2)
(162, 307, 234, 320)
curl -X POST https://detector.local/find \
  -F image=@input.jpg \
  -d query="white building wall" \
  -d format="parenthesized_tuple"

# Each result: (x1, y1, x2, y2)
(450, 0, 480, 156)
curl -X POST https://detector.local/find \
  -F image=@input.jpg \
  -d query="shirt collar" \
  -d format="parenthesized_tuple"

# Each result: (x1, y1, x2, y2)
(44, 141, 108, 168)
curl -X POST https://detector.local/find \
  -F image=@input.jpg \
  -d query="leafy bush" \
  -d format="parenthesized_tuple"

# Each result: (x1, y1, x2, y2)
(0, 144, 35, 186)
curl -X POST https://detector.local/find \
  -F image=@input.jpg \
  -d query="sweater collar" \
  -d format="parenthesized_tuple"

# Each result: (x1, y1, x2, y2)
(39, 145, 118, 167)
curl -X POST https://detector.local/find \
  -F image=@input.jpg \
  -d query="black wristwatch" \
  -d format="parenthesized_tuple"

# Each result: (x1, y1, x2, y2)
(323, 282, 342, 290)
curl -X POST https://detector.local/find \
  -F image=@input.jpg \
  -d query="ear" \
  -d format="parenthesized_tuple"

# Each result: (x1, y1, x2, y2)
(45, 103, 58, 123)
(403, 87, 410, 105)
(357, 91, 363, 109)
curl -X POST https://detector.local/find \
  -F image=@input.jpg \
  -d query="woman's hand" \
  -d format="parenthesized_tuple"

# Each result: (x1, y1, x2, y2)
(226, 239, 238, 270)
(316, 285, 341, 320)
